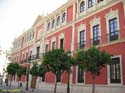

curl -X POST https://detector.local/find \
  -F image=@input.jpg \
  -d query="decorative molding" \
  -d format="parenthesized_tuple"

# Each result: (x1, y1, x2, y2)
(105, 9, 118, 19)
(77, 23, 86, 43)
(90, 17, 101, 39)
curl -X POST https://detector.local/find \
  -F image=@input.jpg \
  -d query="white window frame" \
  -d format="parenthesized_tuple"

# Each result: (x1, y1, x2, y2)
(90, 17, 101, 45)
(105, 9, 120, 40)
(45, 40, 49, 52)
(107, 55, 123, 85)
(61, 10, 67, 25)
(79, 0, 86, 13)
(77, 24, 86, 48)
(58, 33, 64, 49)
(51, 36, 56, 49)
(56, 15, 61, 28)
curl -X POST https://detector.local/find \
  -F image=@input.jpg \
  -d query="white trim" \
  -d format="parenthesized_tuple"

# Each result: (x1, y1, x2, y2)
(61, 10, 67, 26)
(90, 17, 101, 39)
(58, 33, 65, 49)
(107, 55, 123, 86)
(51, 36, 56, 49)
(105, 9, 120, 34)
(77, 23, 86, 48)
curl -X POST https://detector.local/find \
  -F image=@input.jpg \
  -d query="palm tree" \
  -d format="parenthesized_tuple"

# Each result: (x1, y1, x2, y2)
(76, 46, 112, 93)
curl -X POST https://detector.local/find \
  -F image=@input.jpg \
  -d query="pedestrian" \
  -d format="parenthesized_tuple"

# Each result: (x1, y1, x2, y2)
(5, 78, 8, 86)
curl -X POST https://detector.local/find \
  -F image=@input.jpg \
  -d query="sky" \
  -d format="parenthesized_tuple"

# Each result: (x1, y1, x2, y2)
(0, 0, 67, 50)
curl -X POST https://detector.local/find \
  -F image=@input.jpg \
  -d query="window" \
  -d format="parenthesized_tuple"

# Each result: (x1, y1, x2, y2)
(52, 19, 55, 29)
(110, 57, 121, 83)
(97, 0, 103, 3)
(29, 51, 32, 61)
(80, 1, 85, 13)
(42, 74, 45, 82)
(109, 18, 119, 41)
(45, 44, 48, 52)
(52, 41, 56, 49)
(26, 52, 28, 62)
(57, 70, 61, 82)
(80, 30, 86, 48)
(22, 54, 25, 63)
(60, 38, 64, 49)
(77, 65, 84, 83)
(36, 46, 40, 59)
(47, 22, 50, 31)
(57, 16, 60, 26)
(88, 0, 95, 8)
(93, 24, 100, 45)
(62, 12, 66, 23)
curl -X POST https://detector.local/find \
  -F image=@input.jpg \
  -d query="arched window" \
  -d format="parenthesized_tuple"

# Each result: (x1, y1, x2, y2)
(47, 22, 50, 31)
(80, 1, 85, 13)
(57, 16, 60, 26)
(88, 0, 95, 8)
(62, 12, 66, 23)
(52, 19, 55, 28)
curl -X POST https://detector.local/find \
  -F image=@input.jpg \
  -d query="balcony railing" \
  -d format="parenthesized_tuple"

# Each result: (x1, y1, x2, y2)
(20, 53, 44, 64)
(76, 41, 86, 50)
(91, 36, 101, 46)
(107, 30, 120, 42)
(28, 53, 44, 61)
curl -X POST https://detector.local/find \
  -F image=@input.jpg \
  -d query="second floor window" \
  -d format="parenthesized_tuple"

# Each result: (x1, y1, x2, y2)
(36, 46, 40, 58)
(26, 52, 28, 62)
(109, 18, 119, 41)
(80, 1, 85, 13)
(80, 30, 86, 48)
(52, 41, 56, 49)
(88, 0, 95, 8)
(60, 38, 64, 49)
(62, 12, 66, 23)
(93, 24, 100, 45)
(45, 44, 48, 52)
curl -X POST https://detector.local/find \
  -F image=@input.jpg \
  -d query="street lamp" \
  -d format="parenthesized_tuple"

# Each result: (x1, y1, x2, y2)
(67, 50, 71, 93)
(26, 68, 29, 90)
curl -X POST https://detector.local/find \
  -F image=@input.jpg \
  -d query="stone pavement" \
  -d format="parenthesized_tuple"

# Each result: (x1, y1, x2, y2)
(0, 83, 55, 93)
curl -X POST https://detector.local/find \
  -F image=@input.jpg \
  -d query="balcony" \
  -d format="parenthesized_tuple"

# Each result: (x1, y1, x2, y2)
(76, 41, 86, 50)
(91, 36, 101, 46)
(107, 30, 120, 42)
(28, 53, 44, 61)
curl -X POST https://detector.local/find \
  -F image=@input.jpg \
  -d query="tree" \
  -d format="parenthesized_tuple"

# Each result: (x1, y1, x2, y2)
(6, 63, 19, 87)
(29, 62, 40, 90)
(16, 65, 26, 88)
(76, 47, 112, 93)
(43, 49, 70, 93)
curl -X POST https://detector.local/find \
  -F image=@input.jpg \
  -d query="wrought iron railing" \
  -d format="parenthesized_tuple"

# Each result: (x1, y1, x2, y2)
(107, 30, 120, 42)
(91, 36, 101, 46)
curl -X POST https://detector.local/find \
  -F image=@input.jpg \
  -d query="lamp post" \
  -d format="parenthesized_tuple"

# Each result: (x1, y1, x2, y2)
(67, 51, 71, 93)
(26, 68, 29, 90)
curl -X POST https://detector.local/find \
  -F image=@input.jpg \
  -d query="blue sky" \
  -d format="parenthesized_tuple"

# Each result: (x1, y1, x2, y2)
(0, 0, 67, 50)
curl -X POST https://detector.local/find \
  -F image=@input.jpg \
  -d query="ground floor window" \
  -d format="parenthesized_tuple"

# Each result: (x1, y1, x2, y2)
(77, 65, 84, 83)
(56, 70, 61, 82)
(110, 57, 121, 83)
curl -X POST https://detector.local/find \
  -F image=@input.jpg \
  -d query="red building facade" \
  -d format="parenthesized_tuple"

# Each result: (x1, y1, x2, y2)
(11, 0, 125, 92)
